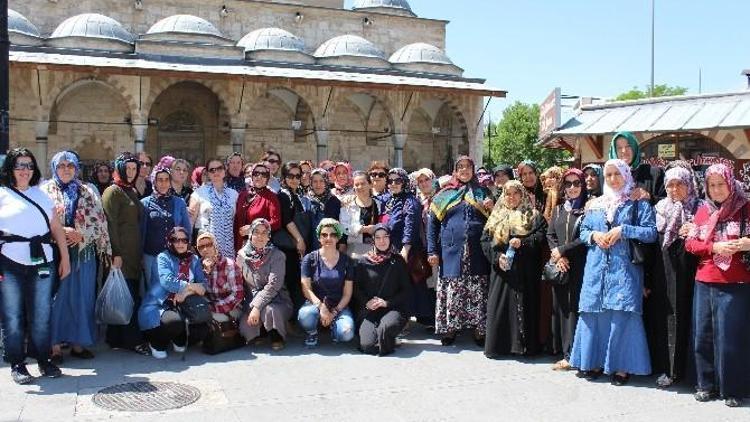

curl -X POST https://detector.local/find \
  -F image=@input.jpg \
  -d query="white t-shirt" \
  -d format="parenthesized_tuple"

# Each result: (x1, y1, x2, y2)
(0, 186, 56, 265)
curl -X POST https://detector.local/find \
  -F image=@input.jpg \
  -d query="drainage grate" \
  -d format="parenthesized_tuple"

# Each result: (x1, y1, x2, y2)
(92, 381, 201, 412)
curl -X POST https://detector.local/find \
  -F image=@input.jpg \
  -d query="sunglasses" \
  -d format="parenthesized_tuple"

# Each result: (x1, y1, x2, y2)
(252, 171, 270, 178)
(196, 243, 213, 250)
(286, 173, 302, 180)
(265, 158, 281, 164)
(319, 232, 338, 239)
(56, 162, 76, 170)
(14, 162, 35, 171)
(563, 180, 582, 188)
(387, 178, 403, 185)
(207, 166, 225, 173)
(369, 172, 387, 179)
(171, 237, 189, 244)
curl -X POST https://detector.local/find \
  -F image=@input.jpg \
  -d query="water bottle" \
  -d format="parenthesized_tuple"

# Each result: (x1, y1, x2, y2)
(505, 245, 516, 268)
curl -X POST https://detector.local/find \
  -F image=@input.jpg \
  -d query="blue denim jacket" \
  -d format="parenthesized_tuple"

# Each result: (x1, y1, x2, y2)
(578, 200, 657, 314)
(138, 251, 206, 330)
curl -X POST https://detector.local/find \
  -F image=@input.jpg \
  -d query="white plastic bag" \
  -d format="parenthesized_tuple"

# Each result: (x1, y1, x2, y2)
(95, 268, 134, 325)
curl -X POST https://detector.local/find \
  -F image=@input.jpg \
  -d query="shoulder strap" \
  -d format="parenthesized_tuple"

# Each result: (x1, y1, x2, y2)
(10, 187, 51, 231)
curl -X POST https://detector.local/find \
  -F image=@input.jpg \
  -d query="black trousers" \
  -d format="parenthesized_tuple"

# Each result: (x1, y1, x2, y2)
(143, 310, 209, 352)
(359, 310, 406, 356)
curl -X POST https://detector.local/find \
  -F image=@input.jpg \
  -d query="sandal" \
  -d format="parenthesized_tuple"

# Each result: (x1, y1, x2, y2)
(552, 359, 571, 371)
(132, 343, 151, 356)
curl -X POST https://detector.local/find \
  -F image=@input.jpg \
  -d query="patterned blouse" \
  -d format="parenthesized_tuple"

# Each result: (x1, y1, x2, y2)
(204, 256, 245, 314)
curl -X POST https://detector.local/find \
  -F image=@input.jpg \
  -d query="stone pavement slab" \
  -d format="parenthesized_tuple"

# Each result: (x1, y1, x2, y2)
(0, 331, 748, 422)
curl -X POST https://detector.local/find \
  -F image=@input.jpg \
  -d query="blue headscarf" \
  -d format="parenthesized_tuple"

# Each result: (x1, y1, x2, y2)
(50, 151, 81, 227)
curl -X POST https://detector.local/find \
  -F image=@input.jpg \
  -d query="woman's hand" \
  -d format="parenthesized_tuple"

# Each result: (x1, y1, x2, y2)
(556, 257, 570, 273)
(361, 225, 375, 235)
(239, 225, 252, 237)
(733, 237, 750, 252)
(604, 226, 623, 245)
(713, 241, 738, 257)
(111, 256, 123, 269)
(630, 187, 650, 201)
(296, 238, 306, 257)
(247, 307, 261, 326)
(592, 232, 610, 249)
(509, 238, 521, 249)
(483, 198, 495, 210)
(427, 255, 439, 266)
(188, 283, 206, 296)
(498, 255, 510, 271)
(319, 306, 333, 327)
(174, 290, 189, 304)
(550, 247, 561, 262)
(679, 222, 696, 238)
(63, 227, 83, 246)
(58, 256, 71, 279)
(400, 247, 409, 262)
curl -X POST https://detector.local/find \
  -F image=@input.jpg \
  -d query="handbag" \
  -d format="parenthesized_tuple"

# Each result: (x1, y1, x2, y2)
(542, 259, 567, 285)
(407, 247, 432, 284)
(272, 192, 312, 251)
(202, 315, 245, 355)
(178, 293, 212, 324)
(628, 201, 647, 265)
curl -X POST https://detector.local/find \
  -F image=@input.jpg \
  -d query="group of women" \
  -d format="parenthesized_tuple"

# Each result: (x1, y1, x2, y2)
(0, 131, 748, 408)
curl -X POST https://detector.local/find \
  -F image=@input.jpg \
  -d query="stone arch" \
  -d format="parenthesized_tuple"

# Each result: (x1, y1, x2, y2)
(406, 95, 470, 175)
(242, 86, 318, 162)
(142, 77, 234, 128)
(44, 75, 138, 123)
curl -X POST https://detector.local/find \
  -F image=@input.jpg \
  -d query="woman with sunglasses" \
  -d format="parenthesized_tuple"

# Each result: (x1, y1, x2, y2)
(368, 161, 390, 201)
(169, 158, 194, 204)
(262, 150, 282, 193)
(0, 148, 71, 384)
(299, 160, 314, 193)
(196, 232, 244, 322)
(237, 218, 292, 350)
(141, 166, 191, 289)
(189, 157, 239, 260)
(234, 163, 281, 252)
(101, 152, 150, 355)
(298, 219, 355, 347)
(546, 169, 588, 370)
(138, 227, 208, 359)
(306, 169, 342, 250)
(135, 152, 154, 199)
(353, 224, 412, 356)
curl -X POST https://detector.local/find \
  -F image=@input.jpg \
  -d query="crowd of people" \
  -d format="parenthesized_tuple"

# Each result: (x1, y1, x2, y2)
(0, 130, 748, 407)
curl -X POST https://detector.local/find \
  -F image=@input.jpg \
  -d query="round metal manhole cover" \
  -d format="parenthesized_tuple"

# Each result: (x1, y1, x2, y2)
(92, 382, 201, 412)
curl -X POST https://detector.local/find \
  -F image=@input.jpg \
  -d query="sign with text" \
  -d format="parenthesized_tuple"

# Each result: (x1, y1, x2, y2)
(539, 87, 561, 141)
(658, 143, 676, 158)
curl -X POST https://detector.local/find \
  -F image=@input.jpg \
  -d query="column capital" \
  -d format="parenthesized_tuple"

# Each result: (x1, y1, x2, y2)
(393, 133, 407, 149)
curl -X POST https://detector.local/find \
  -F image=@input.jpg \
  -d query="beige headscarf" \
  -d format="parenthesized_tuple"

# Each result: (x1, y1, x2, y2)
(484, 180, 538, 246)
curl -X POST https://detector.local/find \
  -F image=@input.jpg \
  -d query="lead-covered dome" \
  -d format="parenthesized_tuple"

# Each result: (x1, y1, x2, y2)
(49, 13, 134, 52)
(8, 9, 42, 46)
(352, 0, 416, 17)
(146, 15, 223, 38)
(238, 28, 313, 64)
(314, 35, 389, 68)
(389, 43, 463, 76)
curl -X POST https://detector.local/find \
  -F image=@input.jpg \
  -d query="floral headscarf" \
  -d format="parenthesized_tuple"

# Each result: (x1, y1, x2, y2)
(113, 152, 141, 188)
(150, 155, 175, 182)
(332, 162, 353, 193)
(655, 167, 700, 249)
(592, 159, 634, 223)
(151, 166, 173, 199)
(308, 168, 333, 205)
(484, 180, 538, 246)
(50, 151, 81, 227)
(430, 156, 490, 221)
(241, 218, 275, 271)
(89, 160, 113, 195)
(366, 224, 396, 264)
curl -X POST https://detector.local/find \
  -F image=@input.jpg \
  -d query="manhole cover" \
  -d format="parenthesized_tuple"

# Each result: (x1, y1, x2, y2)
(92, 382, 201, 412)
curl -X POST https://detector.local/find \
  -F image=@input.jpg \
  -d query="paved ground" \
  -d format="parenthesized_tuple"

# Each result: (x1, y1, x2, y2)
(0, 327, 748, 422)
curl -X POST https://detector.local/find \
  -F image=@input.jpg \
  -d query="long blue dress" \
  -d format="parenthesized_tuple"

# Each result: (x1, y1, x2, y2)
(51, 245, 97, 347)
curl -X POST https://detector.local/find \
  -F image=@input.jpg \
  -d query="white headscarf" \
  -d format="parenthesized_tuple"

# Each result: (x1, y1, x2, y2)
(597, 159, 634, 223)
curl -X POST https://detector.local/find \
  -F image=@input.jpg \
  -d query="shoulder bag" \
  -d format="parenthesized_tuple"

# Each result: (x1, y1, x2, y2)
(628, 201, 647, 265)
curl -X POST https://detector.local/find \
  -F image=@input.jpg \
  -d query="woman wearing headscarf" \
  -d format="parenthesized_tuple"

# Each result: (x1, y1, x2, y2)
(647, 166, 702, 388)
(609, 131, 665, 203)
(428, 156, 493, 345)
(138, 227, 208, 359)
(582, 164, 603, 199)
(541, 166, 564, 224)
(517, 160, 546, 212)
(685, 164, 750, 407)
(413, 168, 438, 294)
(169, 158, 193, 204)
(331, 162, 354, 200)
(491, 164, 514, 200)
(234, 162, 281, 252)
(340, 171, 381, 260)
(307, 168, 342, 250)
(237, 218, 292, 350)
(189, 157, 239, 259)
(299, 160, 314, 193)
(196, 232, 244, 322)
(89, 161, 113, 197)
(135, 152, 154, 199)
(191, 166, 205, 190)
(571, 159, 656, 386)
(101, 152, 149, 354)
(353, 224, 412, 356)
(225, 152, 246, 193)
(41, 151, 111, 363)
(546, 169, 588, 370)
(141, 166, 191, 289)
(482, 180, 547, 357)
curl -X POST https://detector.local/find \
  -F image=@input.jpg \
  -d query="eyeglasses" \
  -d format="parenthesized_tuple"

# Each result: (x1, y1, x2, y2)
(563, 180, 582, 188)
(456, 164, 472, 170)
(13, 162, 35, 171)
(319, 232, 338, 239)
(369, 172, 387, 179)
(265, 158, 281, 164)
(286, 173, 302, 180)
(173, 167, 188, 173)
(196, 243, 213, 250)
(207, 166, 225, 173)
(140, 161, 153, 167)
(171, 237, 189, 244)
(387, 178, 403, 185)
(252, 171, 270, 178)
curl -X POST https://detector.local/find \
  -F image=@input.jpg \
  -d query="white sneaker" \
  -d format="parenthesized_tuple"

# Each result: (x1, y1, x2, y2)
(149, 344, 167, 359)
(172, 343, 186, 353)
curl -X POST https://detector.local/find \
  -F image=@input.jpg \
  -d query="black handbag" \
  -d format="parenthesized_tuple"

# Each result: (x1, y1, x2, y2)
(628, 201, 647, 265)
(542, 260, 567, 285)
(178, 293, 212, 324)
(202, 316, 245, 355)
(272, 192, 312, 251)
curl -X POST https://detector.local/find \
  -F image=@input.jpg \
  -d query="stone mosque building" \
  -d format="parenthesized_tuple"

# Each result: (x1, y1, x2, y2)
(7, 0, 504, 174)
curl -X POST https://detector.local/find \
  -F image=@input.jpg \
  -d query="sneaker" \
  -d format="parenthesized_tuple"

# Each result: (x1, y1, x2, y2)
(37, 361, 62, 378)
(694, 390, 717, 402)
(172, 343, 186, 353)
(149, 344, 168, 359)
(725, 397, 742, 408)
(304, 332, 319, 348)
(11, 364, 34, 385)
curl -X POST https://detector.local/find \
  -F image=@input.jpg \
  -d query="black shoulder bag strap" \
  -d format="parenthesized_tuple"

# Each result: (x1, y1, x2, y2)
(8, 186, 53, 277)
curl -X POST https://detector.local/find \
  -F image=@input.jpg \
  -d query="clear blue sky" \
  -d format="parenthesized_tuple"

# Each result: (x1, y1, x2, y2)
(346, 0, 750, 122)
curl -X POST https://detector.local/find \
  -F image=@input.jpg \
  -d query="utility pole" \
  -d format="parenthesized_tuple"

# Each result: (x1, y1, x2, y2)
(650, 0, 655, 97)
(0, 0, 8, 157)
(698, 67, 702, 94)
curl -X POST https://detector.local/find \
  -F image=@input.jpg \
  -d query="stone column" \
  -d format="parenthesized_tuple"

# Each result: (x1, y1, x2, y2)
(393, 133, 406, 169)
(132, 123, 147, 153)
(230, 128, 245, 154)
(34, 121, 49, 177)
(316, 129, 329, 164)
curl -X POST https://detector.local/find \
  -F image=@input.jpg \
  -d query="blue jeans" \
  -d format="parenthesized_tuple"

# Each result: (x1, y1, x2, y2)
(693, 281, 750, 398)
(297, 302, 354, 343)
(0, 257, 54, 365)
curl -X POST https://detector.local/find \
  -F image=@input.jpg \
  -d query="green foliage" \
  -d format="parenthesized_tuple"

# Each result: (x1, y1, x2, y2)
(615, 84, 688, 101)
(483, 102, 570, 170)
